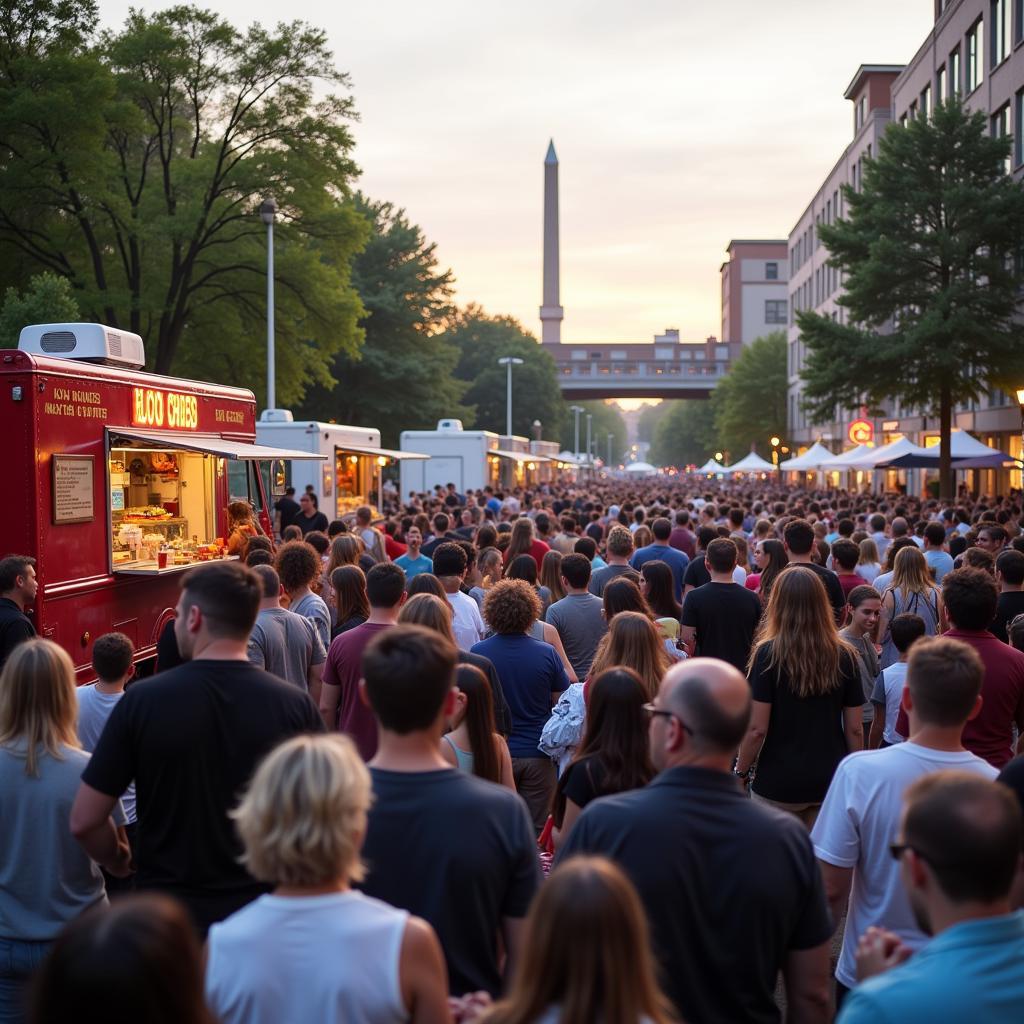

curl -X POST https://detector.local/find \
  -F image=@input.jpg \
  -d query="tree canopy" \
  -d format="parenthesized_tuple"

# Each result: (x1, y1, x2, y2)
(445, 305, 568, 439)
(0, 1, 367, 404)
(797, 99, 1024, 498)
(296, 195, 467, 445)
(648, 399, 717, 468)
(0, 272, 79, 347)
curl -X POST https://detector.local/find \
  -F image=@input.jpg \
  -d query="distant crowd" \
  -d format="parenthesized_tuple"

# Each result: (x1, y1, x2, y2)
(2, 478, 1024, 1023)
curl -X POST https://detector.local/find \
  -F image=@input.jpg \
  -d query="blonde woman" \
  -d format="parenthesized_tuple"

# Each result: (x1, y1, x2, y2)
(206, 734, 451, 1024)
(470, 547, 503, 606)
(480, 856, 675, 1024)
(877, 545, 943, 668)
(587, 611, 671, 701)
(856, 538, 881, 584)
(0, 640, 129, 1019)
(735, 567, 865, 828)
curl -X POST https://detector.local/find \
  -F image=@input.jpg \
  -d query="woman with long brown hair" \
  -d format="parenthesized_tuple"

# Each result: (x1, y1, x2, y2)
(748, 538, 787, 602)
(479, 856, 675, 1024)
(329, 565, 369, 639)
(735, 567, 865, 828)
(1, 640, 130, 1019)
(397, 593, 512, 738)
(441, 664, 515, 789)
(587, 611, 670, 701)
(551, 668, 654, 849)
(877, 545, 943, 668)
(502, 516, 549, 569)
(539, 550, 566, 605)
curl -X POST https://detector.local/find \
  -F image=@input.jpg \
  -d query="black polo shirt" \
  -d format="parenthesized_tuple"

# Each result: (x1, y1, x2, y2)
(0, 598, 35, 672)
(557, 765, 831, 1023)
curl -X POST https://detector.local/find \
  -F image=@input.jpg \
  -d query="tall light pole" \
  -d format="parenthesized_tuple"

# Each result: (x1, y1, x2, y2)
(260, 197, 277, 412)
(570, 405, 584, 459)
(770, 435, 782, 484)
(607, 432, 613, 466)
(585, 413, 592, 465)
(497, 356, 524, 438)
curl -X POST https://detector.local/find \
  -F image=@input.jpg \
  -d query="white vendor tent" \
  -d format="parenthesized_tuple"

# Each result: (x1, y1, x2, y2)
(778, 440, 835, 471)
(624, 461, 657, 475)
(845, 436, 930, 470)
(725, 451, 776, 474)
(695, 458, 726, 474)
(818, 443, 876, 470)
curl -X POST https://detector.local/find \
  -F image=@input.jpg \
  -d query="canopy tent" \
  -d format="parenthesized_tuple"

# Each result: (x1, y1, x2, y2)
(818, 443, 876, 470)
(845, 436, 930, 470)
(778, 440, 835, 472)
(624, 461, 657, 475)
(556, 450, 583, 465)
(695, 458, 726, 474)
(878, 430, 1010, 470)
(725, 451, 776, 474)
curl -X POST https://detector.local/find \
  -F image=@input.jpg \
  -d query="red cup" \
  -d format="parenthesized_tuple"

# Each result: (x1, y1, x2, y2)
(157, 550, 168, 569)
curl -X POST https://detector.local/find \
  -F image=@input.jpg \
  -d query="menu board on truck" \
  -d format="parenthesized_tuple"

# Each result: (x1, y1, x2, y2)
(52, 454, 95, 525)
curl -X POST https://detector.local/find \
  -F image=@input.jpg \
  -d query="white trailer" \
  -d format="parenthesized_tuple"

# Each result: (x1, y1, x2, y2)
(400, 419, 517, 496)
(257, 411, 427, 519)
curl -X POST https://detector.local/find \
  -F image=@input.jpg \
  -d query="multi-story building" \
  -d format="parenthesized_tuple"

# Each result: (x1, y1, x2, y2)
(787, 0, 1024, 491)
(720, 240, 790, 345)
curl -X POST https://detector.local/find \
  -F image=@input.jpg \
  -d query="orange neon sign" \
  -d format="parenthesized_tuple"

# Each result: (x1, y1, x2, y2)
(132, 388, 199, 430)
(847, 419, 874, 445)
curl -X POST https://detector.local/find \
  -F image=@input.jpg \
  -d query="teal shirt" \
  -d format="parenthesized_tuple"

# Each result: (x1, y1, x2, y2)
(395, 553, 433, 579)
(838, 911, 1024, 1024)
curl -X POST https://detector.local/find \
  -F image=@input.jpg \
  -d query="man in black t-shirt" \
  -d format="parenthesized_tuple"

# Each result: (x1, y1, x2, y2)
(0, 555, 37, 672)
(558, 659, 831, 1023)
(681, 526, 719, 598)
(358, 624, 539, 997)
(993, 549, 1024, 643)
(273, 486, 300, 537)
(680, 538, 761, 671)
(72, 562, 323, 936)
(784, 518, 845, 623)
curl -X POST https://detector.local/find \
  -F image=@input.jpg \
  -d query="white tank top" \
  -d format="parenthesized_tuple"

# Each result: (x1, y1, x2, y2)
(206, 890, 409, 1024)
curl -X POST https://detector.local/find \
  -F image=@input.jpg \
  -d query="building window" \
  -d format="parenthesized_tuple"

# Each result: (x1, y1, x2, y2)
(920, 85, 931, 119)
(937, 64, 947, 101)
(765, 261, 778, 280)
(910, 100, 918, 121)
(966, 19, 984, 92)
(1016, 0, 1024, 44)
(950, 46, 961, 96)
(992, 0, 1010, 65)
(1015, 89, 1024, 166)
(993, 103, 1012, 173)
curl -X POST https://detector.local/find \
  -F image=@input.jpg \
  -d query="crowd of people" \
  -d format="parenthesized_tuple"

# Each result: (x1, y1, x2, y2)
(3, 477, 1024, 1023)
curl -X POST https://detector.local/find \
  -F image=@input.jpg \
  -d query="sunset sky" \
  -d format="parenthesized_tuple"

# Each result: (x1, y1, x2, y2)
(104, 0, 934, 347)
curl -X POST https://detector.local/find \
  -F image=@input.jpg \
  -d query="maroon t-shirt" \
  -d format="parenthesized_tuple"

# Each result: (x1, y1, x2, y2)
(324, 622, 391, 760)
(669, 527, 696, 558)
(895, 628, 1024, 768)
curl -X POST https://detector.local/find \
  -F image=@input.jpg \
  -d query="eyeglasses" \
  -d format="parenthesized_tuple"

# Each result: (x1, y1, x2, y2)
(889, 841, 954, 868)
(642, 702, 694, 735)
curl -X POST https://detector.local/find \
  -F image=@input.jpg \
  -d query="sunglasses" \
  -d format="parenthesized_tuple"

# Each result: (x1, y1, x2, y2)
(642, 702, 694, 736)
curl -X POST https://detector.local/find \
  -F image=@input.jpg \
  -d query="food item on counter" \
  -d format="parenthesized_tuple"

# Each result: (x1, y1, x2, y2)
(122, 505, 173, 522)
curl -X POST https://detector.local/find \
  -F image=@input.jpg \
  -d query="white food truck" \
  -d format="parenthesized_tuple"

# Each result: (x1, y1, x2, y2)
(257, 410, 427, 518)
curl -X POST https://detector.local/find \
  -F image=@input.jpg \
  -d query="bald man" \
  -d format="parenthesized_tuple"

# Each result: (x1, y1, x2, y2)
(557, 659, 832, 1024)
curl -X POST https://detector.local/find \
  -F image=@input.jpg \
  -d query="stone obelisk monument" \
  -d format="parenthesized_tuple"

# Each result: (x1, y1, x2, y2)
(539, 139, 564, 345)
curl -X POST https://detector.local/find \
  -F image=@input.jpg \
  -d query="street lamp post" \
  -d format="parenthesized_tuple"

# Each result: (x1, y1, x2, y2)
(497, 356, 524, 438)
(570, 405, 584, 460)
(770, 435, 782, 484)
(260, 197, 278, 411)
(607, 432, 613, 466)
(585, 414, 592, 468)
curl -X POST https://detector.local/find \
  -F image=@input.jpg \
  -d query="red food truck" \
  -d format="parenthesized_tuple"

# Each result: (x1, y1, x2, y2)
(1, 323, 323, 682)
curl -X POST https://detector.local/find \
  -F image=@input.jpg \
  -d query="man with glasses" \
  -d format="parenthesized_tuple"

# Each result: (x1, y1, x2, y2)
(837, 772, 1024, 1023)
(557, 658, 832, 1024)
(812, 636, 997, 1013)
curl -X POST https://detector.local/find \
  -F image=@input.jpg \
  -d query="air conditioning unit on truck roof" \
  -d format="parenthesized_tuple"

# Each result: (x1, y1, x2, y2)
(18, 323, 145, 371)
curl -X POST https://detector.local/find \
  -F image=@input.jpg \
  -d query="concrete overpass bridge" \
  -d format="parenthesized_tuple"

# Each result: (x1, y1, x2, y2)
(544, 332, 738, 401)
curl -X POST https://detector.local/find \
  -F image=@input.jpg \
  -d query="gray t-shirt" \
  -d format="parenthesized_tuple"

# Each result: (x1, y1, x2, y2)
(76, 685, 136, 823)
(0, 743, 116, 939)
(545, 593, 608, 679)
(248, 606, 327, 691)
(289, 592, 332, 653)
(587, 563, 640, 598)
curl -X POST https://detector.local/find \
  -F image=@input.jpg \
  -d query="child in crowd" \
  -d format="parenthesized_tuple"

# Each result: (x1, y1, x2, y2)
(868, 612, 926, 748)
(76, 631, 137, 892)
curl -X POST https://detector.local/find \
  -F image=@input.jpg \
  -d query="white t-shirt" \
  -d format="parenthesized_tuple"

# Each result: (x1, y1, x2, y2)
(446, 589, 485, 651)
(206, 890, 409, 1024)
(870, 663, 908, 745)
(811, 742, 998, 987)
(76, 685, 136, 823)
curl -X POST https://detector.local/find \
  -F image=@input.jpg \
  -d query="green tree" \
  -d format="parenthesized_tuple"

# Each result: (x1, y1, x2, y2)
(296, 195, 468, 444)
(0, 272, 80, 347)
(445, 305, 568, 439)
(649, 399, 717, 467)
(559, 401, 627, 464)
(711, 331, 788, 456)
(797, 100, 1024, 499)
(0, 1, 367, 403)
(637, 401, 669, 444)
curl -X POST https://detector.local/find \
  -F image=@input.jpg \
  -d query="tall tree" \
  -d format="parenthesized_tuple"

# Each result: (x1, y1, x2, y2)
(296, 195, 468, 444)
(0, 1, 367, 402)
(711, 331, 788, 456)
(0, 272, 80, 347)
(445, 305, 568, 439)
(649, 399, 717, 468)
(797, 100, 1024, 499)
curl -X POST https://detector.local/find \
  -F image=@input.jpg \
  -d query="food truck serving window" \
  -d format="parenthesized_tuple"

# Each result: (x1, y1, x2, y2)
(107, 429, 324, 575)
